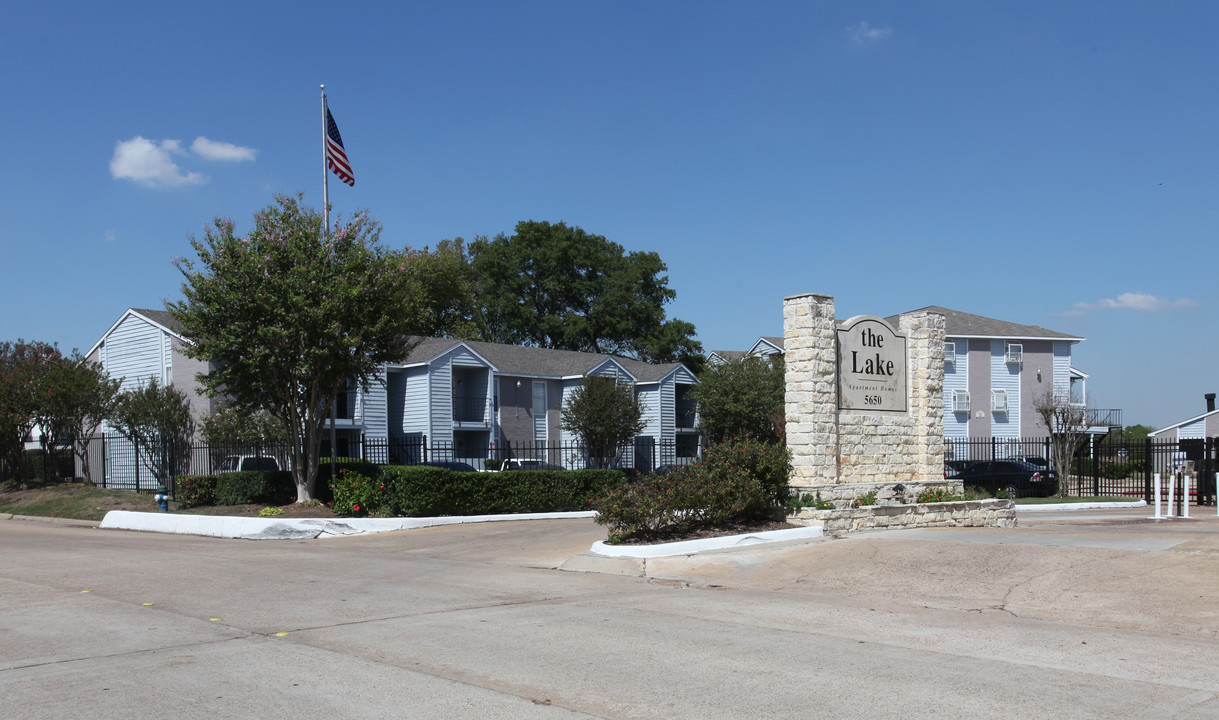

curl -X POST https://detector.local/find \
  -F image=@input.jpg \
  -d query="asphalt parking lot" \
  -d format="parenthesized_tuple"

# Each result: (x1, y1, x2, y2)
(2, 507, 1217, 719)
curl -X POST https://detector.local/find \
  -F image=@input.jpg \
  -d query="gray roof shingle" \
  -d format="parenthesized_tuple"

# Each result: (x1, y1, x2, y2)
(402, 337, 688, 383)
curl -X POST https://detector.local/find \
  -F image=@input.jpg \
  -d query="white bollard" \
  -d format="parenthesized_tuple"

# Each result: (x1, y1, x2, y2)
(1167, 473, 1177, 518)
(1152, 473, 1162, 519)
(1183, 473, 1191, 518)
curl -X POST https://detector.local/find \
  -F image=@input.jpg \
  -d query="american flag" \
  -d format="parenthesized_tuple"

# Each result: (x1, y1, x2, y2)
(325, 105, 354, 186)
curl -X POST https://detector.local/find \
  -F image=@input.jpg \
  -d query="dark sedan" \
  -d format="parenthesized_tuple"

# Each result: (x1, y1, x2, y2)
(958, 460, 1059, 498)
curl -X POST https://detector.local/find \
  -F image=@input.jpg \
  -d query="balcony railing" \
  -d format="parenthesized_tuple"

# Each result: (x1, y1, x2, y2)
(453, 395, 489, 423)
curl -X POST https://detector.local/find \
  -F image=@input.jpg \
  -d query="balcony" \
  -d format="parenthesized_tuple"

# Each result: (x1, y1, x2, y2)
(453, 395, 490, 425)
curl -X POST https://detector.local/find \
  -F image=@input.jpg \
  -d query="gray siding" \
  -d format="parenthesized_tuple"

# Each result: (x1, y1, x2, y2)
(495, 375, 535, 446)
(990, 340, 1020, 439)
(360, 368, 389, 436)
(966, 340, 990, 436)
(170, 337, 215, 434)
(944, 338, 969, 437)
(1019, 340, 1054, 436)
(402, 367, 430, 437)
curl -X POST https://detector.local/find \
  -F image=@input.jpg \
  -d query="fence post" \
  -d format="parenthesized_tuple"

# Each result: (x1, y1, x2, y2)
(1091, 435, 1100, 497)
(1144, 437, 1152, 505)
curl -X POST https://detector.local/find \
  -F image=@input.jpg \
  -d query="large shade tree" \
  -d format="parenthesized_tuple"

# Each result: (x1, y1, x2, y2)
(169, 194, 427, 502)
(468, 221, 701, 364)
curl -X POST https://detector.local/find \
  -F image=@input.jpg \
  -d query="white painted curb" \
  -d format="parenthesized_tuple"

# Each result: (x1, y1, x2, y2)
(1016, 500, 1148, 512)
(589, 526, 825, 559)
(99, 510, 598, 540)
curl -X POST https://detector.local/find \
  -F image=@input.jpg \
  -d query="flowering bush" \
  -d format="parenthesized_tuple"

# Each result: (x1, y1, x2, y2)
(329, 469, 387, 517)
(850, 491, 877, 508)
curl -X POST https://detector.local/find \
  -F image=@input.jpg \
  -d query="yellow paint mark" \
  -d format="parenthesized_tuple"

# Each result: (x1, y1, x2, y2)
(142, 603, 155, 606)
(81, 589, 92, 593)
(275, 632, 289, 637)
(208, 617, 221, 622)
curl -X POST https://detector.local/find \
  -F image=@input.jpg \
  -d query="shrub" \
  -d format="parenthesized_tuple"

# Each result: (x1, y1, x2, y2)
(593, 440, 788, 543)
(786, 491, 833, 512)
(177, 474, 218, 507)
(214, 471, 296, 506)
(316, 457, 380, 504)
(329, 469, 388, 516)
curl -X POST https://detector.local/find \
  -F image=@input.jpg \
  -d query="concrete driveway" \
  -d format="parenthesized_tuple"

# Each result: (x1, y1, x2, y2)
(2, 508, 1218, 719)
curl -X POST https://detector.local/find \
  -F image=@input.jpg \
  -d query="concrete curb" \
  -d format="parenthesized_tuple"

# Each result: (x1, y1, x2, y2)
(1016, 500, 1148, 512)
(588, 526, 825, 559)
(3, 514, 100, 528)
(98, 510, 599, 540)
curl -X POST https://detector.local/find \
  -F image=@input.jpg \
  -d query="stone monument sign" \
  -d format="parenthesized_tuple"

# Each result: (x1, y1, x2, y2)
(837, 315, 907, 413)
(784, 293, 944, 504)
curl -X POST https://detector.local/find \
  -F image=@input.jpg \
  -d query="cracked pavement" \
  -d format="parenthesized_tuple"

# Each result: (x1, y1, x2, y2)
(2, 507, 1218, 718)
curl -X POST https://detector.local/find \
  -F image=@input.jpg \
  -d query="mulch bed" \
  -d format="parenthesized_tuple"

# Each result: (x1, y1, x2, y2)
(611, 519, 799, 545)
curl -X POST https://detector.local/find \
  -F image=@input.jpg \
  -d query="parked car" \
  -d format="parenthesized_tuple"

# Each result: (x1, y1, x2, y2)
(419, 461, 478, 472)
(215, 455, 281, 473)
(1013, 455, 1049, 468)
(501, 459, 566, 472)
(944, 460, 974, 479)
(958, 460, 1058, 498)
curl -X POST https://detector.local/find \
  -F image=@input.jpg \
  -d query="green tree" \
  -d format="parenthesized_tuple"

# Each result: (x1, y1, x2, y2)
(35, 352, 120, 482)
(200, 403, 287, 446)
(468, 221, 701, 364)
(692, 356, 786, 445)
(560, 376, 646, 469)
(1123, 424, 1156, 442)
(0, 340, 61, 480)
(405, 237, 482, 339)
(169, 194, 427, 502)
(112, 377, 195, 486)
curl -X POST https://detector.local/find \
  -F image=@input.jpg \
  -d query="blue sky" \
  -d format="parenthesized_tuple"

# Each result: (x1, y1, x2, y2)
(3, 1, 1215, 429)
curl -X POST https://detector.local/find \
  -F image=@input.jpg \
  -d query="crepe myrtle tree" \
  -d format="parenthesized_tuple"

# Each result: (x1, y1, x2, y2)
(35, 351, 121, 483)
(560, 375, 645, 469)
(0, 340, 62, 480)
(1033, 389, 1090, 498)
(111, 377, 194, 487)
(169, 194, 427, 502)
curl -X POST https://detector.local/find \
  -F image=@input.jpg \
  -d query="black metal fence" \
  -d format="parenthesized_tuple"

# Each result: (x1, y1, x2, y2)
(945, 435, 1218, 504)
(31, 434, 705, 495)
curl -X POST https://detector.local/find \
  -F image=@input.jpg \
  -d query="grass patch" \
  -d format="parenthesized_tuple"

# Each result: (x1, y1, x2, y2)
(0, 481, 165, 521)
(1014, 495, 1134, 505)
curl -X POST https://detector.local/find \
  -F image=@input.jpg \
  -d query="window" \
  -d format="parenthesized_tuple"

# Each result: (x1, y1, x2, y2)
(991, 389, 1008, 413)
(1005, 343, 1023, 364)
(952, 389, 970, 413)
(944, 341, 956, 365)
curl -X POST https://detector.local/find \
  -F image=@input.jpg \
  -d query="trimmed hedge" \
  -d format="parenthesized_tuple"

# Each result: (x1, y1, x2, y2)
(328, 466, 628, 517)
(177, 471, 295, 507)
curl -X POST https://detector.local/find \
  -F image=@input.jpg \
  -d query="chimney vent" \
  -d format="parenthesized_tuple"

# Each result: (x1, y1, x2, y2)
(1207, 393, 1216, 413)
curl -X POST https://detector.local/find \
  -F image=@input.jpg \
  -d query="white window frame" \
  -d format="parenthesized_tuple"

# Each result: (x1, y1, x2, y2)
(991, 389, 1008, 413)
(944, 341, 956, 365)
(1005, 343, 1023, 364)
(952, 389, 970, 413)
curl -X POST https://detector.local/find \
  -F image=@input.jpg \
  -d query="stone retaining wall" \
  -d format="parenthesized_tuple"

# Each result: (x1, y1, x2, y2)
(788, 498, 1016, 534)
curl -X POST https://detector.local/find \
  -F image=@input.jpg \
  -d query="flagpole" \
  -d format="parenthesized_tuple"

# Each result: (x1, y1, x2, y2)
(322, 84, 336, 482)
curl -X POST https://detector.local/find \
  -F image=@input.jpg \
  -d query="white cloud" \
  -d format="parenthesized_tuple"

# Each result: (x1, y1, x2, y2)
(847, 21, 893, 44)
(191, 136, 257, 162)
(110, 137, 206, 187)
(1064, 292, 1197, 316)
